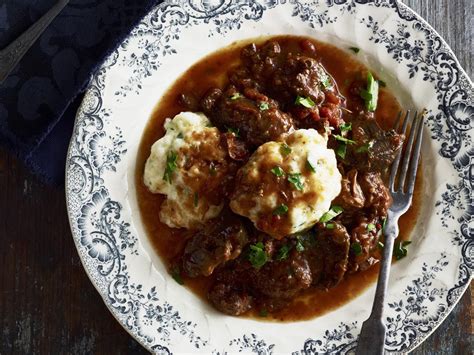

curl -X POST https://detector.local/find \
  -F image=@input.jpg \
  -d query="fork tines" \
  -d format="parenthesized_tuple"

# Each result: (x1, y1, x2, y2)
(389, 110, 424, 194)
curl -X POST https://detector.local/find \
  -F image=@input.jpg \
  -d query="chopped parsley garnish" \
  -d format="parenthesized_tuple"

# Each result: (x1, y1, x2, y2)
(367, 223, 376, 232)
(259, 309, 268, 317)
(273, 204, 289, 215)
(321, 75, 332, 89)
(177, 132, 184, 139)
(339, 122, 352, 133)
(171, 267, 184, 285)
(259, 102, 270, 111)
(193, 192, 199, 207)
(306, 159, 317, 173)
(319, 205, 343, 223)
(356, 140, 374, 153)
(382, 217, 387, 231)
(333, 134, 356, 144)
(325, 223, 335, 230)
(280, 143, 292, 156)
(349, 46, 360, 54)
(271, 166, 285, 177)
(378, 241, 385, 250)
(351, 242, 363, 256)
(226, 126, 240, 137)
(378, 79, 387, 87)
(360, 72, 379, 112)
(394, 240, 412, 260)
(296, 239, 305, 252)
(276, 245, 291, 261)
(163, 151, 178, 183)
(230, 92, 241, 100)
(248, 242, 268, 269)
(295, 95, 316, 108)
(287, 173, 304, 191)
(336, 143, 347, 159)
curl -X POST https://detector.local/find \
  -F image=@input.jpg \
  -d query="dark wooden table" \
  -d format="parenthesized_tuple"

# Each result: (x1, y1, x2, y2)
(0, 0, 472, 353)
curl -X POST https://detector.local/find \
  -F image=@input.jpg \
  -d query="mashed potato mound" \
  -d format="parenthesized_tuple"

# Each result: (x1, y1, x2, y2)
(230, 129, 342, 238)
(144, 112, 232, 229)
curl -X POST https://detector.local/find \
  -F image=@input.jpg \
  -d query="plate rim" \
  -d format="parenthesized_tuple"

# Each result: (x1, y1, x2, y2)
(65, 0, 474, 353)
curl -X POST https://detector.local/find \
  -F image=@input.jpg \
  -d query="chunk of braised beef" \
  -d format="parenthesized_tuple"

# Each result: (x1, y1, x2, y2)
(359, 171, 392, 217)
(348, 114, 404, 172)
(346, 79, 369, 113)
(348, 216, 380, 273)
(268, 54, 326, 105)
(221, 132, 249, 161)
(334, 169, 366, 210)
(241, 41, 281, 80)
(200, 87, 222, 113)
(229, 41, 282, 91)
(252, 251, 312, 299)
(306, 223, 350, 289)
(181, 213, 248, 277)
(201, 86, 295, 148)
(208, 283, 253, 316)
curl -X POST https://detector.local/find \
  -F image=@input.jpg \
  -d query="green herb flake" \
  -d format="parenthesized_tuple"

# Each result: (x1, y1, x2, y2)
(273, 204, 289, 216)
(321, 75, 332, 89)
(259, 102, 270, 111)
(394, 240, 412, 260)
(351, 242, 363, 256)
(378, 241, 385, 250)
(248, 242, 268, 269)
(296, 239, 305, 252)
(382, 217, 387, 231)
(259, 309, 268, 317)
(306, 159, 316, 173)
(287, 173, 304, 191)
(325, 223, 335, 230)
(226, 126, 240, 137)
(333, 134, 356, 145)
(280, 143, 292, 156)
(230, 92, 241, 100)
(271, 166, 285, 177)
(356, 140, 374, 153)
(367, 223, 376, 232)
(177, 132, 184, 139)
(193, 192, 199, 207)
(339, 122, 352, 133)
(319, 205, 343, 223)
(378, 79, 387, 87)
(295, 95, 316, 108)
(349, 46, 360, 54)
(163, 151, 178, 183)
(276, 245, 291, 261)
(171, 267, 184, 285)
(360, 72, 379, 112)
(336, 143, 347, 159)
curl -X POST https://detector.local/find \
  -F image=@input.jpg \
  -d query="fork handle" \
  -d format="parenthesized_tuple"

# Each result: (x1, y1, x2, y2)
(0, 0, 69, 84)
(355, 212, 399, 355)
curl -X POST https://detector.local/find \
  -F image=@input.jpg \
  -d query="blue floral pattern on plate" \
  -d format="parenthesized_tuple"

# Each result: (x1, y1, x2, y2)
(66, 0, 473, 353)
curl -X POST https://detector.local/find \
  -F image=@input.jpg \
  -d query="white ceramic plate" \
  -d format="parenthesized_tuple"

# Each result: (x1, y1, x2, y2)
(65, 1, 473, 353)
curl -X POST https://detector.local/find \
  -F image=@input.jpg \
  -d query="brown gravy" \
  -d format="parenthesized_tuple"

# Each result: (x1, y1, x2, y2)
(136, 35, 422, 321)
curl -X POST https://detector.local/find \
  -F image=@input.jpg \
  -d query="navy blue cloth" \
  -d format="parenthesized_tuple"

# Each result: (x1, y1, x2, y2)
(0, 0, 159, 184)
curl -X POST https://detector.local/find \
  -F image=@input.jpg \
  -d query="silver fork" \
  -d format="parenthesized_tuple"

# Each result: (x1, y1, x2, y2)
(0, 0, 69, 84)
(355, 111, 424, 355)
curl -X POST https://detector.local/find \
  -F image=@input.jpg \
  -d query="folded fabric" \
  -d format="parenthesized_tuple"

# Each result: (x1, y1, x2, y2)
(0, 0, 160, 184)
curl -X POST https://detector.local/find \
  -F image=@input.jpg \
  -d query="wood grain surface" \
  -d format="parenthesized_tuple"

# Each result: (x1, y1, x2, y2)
(0, 0, 472, 353)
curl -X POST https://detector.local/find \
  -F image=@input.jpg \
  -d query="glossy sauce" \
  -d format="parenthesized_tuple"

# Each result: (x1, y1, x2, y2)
(136, 36, 423, 321)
